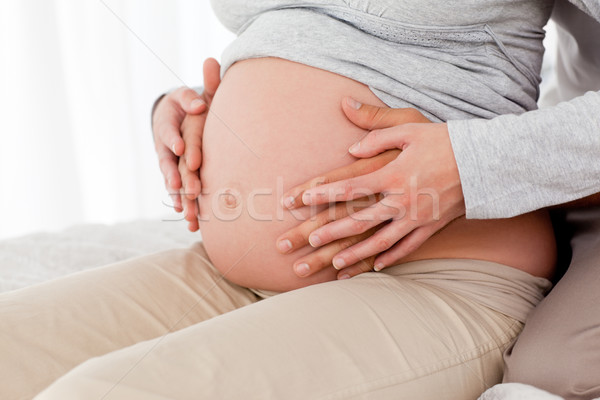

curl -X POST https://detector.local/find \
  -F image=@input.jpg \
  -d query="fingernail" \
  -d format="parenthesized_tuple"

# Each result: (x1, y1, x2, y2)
(191, 99, 205, 109)
(346, 97, 362, 110)
(333, 257, 346, 270)
(282, 196, 295, 208)
(308, 234, 322, 247)
(277, 239, 292, 253)
(374, 263, 385, 272)
(349, 142, 360, 154)
(302, 192, 312, 205)
(295, 263, 310, 276)
(339, 274, 351, 280)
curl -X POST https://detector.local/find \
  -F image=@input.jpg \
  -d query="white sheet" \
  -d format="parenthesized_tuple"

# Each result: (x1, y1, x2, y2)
(0, 219, 198, 293)
(479, 383, 566, 400)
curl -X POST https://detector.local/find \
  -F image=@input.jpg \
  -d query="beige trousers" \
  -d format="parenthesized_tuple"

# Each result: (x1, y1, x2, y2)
(0, 243, 550, 400)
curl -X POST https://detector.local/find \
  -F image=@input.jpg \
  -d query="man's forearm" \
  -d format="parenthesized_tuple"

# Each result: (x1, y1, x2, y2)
(448, 4, 600, 220)
(448, 90, 600, 219)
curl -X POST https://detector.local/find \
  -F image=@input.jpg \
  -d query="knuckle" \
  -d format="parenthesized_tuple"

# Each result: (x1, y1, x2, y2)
(364, 107, 380, 123)
(374, 108, 391, 126)
(350, 218, 369, 233)
(342, 181, 354, 199)
(370, 129, 381, 141)
(375, 236, 394, 252)
(403, 241, 420, 255)
(312, 252, 331, 269)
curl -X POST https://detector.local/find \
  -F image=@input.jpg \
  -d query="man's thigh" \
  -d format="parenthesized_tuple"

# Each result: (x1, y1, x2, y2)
(37, 269, 522, 400)
(504, 207, 600, 399)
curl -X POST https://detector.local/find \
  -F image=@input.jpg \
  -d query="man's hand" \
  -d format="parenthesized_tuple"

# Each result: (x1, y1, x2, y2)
(280, 97, 466, 275)
(152, 58, 221, 217)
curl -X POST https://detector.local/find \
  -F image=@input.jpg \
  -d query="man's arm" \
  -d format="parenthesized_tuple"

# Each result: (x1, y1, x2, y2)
(447, 0, 600, 219)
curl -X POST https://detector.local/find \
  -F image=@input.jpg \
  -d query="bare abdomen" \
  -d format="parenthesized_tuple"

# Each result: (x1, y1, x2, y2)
(198, 58, 556, 291)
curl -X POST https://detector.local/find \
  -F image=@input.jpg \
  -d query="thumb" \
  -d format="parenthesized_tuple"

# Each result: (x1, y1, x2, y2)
(203, 58, 221, 98)
(348, 127, 408, 158)
(177, 87, 207, 115)
(342, 97, 430, 130)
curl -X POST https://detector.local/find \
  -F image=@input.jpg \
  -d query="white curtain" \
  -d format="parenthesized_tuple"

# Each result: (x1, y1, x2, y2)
(0, 1, 557, 241)
(0, 0, 234, 239)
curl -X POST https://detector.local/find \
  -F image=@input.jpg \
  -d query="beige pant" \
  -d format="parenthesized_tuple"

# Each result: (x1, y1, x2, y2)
(0, 243, 550, 400)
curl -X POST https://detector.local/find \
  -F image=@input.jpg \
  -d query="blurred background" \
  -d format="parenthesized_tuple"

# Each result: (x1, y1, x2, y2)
(0, 0, 234, 240)
(0, 1, 556, 240)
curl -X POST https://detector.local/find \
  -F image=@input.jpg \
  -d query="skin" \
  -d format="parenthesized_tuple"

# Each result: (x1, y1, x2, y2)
(155, 63, 440, 280)
(153, 58, 573, 283)
(193, 57, 404, 290)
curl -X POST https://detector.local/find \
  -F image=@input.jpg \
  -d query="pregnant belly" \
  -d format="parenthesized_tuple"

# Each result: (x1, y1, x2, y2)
(198, 58, 556, 291)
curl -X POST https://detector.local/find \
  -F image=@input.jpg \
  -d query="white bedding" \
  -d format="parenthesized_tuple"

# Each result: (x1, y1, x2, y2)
(479, 383, 566, 400)
(1, 220, 577, 399)
(0, 219, 198, 293)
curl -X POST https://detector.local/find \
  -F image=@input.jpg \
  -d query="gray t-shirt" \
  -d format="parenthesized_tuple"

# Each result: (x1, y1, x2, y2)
(212, 0, 553, 122)
(210, 0, 600, 218)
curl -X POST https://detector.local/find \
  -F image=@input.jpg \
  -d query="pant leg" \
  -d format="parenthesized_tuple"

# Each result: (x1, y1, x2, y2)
(503, 207, 600, 400)
(36, 261, 529, 400)
(0, 242, 258, 400)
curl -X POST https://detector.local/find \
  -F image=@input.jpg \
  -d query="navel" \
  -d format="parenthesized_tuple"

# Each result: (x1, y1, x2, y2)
(220, 188, 240, 209)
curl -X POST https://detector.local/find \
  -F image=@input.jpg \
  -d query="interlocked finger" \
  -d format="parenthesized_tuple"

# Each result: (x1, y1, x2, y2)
(276, 196, 380, 254)
(282, 150, 400, 209)
(330, 217, 416, 270)
(293, 227, 378, 277)
(336, 256, 376, 280)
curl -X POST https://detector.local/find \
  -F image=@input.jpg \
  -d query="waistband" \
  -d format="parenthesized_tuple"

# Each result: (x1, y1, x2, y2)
(251, 258, 551, 324)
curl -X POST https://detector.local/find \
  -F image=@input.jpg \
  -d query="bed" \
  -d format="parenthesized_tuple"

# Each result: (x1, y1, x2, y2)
(0, 219, 198, 293)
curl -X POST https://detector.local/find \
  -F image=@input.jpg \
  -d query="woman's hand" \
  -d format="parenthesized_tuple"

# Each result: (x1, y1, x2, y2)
(280, 98, 466, 274)
(276, 150, 398, 279)
(152, 58, 221, 217)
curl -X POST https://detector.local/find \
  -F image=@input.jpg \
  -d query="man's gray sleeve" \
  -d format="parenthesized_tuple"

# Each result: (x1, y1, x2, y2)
(447, 0, 600, 219)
